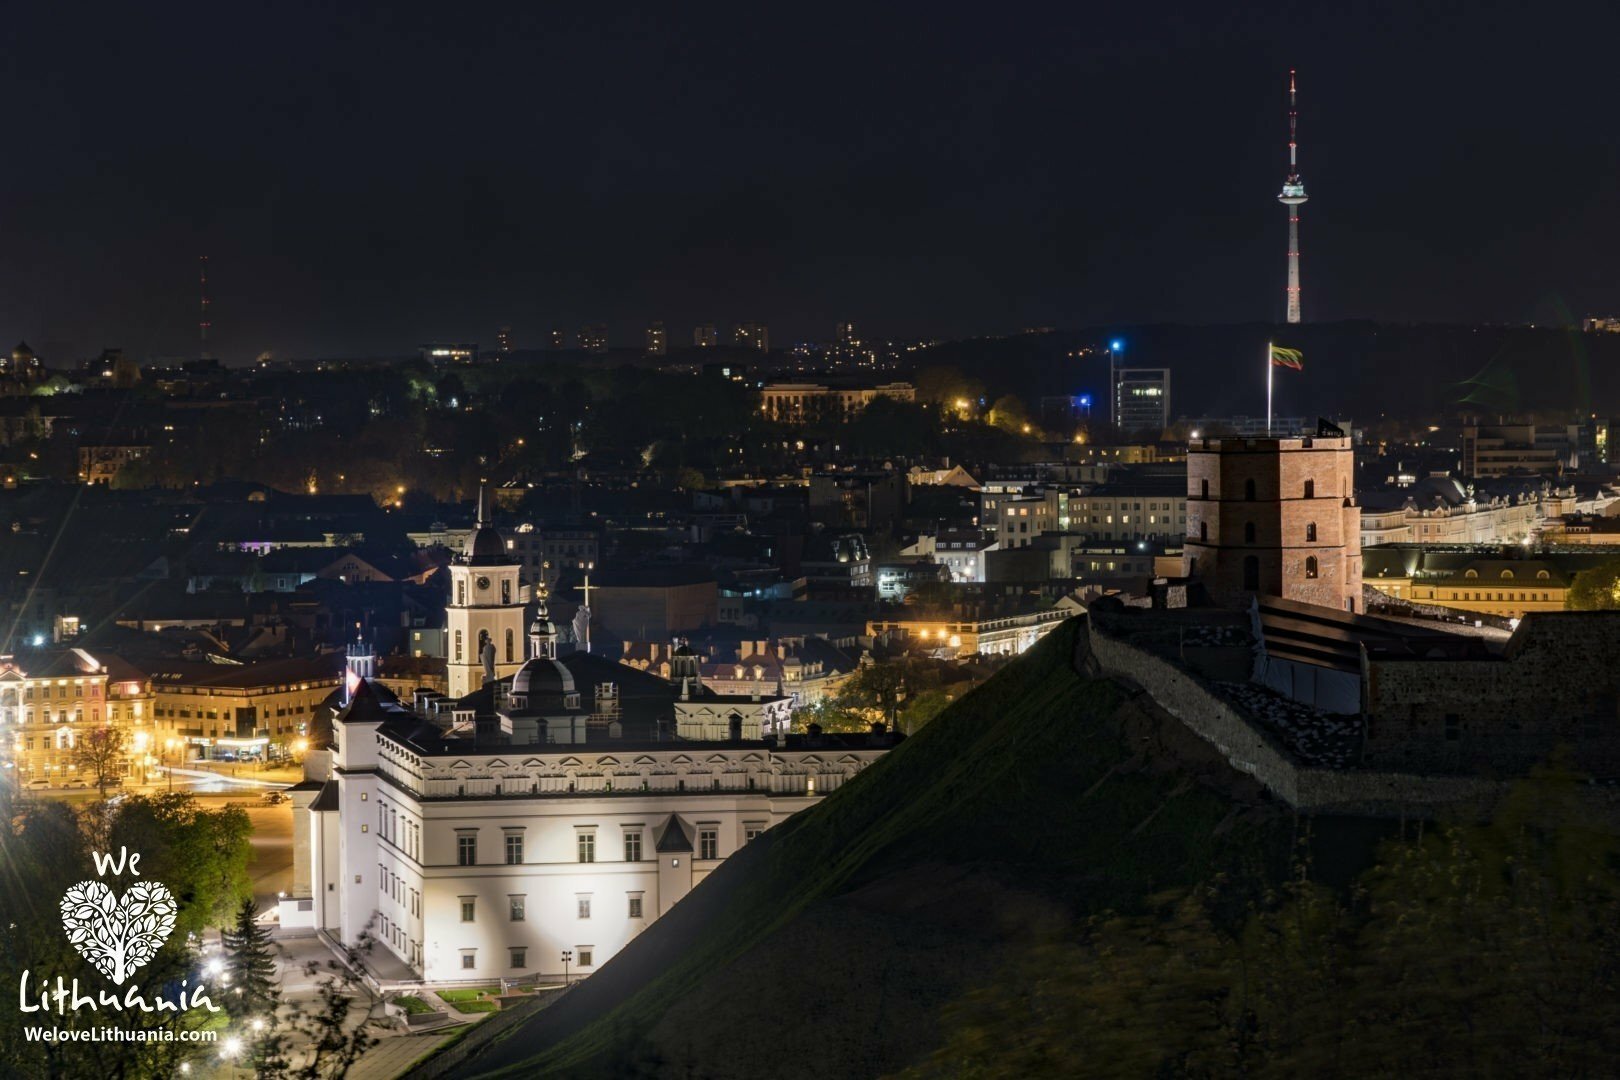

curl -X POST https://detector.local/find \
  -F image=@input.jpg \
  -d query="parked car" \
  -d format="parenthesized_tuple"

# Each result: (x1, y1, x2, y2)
(25, 779, 50, 790)
(263, 790, 287, 805)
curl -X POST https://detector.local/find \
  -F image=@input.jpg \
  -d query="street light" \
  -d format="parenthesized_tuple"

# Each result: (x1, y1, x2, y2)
(1108, 339, 1124, 429)
(561, 949, 572, 986)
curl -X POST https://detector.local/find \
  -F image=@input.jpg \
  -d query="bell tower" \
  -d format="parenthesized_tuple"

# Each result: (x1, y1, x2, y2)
(446, 484, 527, 698)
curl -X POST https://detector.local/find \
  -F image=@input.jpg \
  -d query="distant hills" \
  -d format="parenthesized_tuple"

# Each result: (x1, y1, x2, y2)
(914, 322, 1620, 422)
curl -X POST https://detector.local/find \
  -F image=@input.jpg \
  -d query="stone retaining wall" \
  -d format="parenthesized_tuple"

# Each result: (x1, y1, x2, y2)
(1077, 615, 1506, 817)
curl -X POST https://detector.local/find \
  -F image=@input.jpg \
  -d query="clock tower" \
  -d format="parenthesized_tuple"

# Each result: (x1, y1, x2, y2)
(446, 484, 527, 699)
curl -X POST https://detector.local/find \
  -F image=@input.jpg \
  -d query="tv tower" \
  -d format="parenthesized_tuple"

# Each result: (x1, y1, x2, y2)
(199, 255, 212, 358)
(1277, 69, 1308, 324)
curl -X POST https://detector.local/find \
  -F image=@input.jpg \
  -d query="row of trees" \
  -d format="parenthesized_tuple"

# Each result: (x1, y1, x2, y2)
(904, 773, 1620, 1077)
(798, 657, 963, 736)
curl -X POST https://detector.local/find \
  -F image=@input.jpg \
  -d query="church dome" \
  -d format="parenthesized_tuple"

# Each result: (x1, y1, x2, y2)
(463, 524, 508, 564)
(459, 482, 511, 565)
(512, 656, 575, 699)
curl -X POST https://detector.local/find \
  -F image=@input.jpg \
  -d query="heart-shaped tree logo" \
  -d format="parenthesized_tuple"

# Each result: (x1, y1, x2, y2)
(60, 880, 179, 985)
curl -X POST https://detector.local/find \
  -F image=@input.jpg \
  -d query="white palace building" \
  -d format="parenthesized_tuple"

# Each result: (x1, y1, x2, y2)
(287, 513, 896, 985)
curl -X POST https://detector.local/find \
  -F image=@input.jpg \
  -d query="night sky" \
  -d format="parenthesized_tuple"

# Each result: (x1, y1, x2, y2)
(5, 0, 1619, 361)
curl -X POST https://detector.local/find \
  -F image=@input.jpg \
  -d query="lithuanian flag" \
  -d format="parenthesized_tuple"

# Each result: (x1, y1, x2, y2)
(1269, 345, 1303, 370)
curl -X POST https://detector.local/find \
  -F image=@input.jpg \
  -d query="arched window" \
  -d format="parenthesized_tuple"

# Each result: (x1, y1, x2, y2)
(1199, 521, 1208, 541)
(1244, 522, 1256, 543)
(1303, 479, 1315, 499)
(1199, 479, 1209, 499)
(454, 629, 463, 662)
(1305, 556, 1319, 579)
(1536, 570, 1550, 580)
(1305, 522, 1317, 542)
(1243, 555, 1260, 591)
(1501, 570, 1514, 580)
(1244, 479, 1257, 501)
(506, 628, 515, 662)
(1464, 569, 1478, 579)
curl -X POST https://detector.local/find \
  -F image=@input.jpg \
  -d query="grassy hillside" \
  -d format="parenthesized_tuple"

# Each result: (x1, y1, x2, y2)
(441, 618, 1296, 1078)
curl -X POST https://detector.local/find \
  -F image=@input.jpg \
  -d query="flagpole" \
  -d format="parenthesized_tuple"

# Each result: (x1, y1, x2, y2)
(1266, 341, 1273, 435)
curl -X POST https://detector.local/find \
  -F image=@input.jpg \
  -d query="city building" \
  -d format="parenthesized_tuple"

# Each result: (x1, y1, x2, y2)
(932, 529, 999, 583)
(579, 325, 609, 354)
(758, 382, 916, 423)
(1113, 368, 1171, 434)
(1357, 476, 1553, 547)
(496, 327, 513, 354)
(733, 323, 769, 351)
(445, 492, 531, 699)
(1070, 475, 1187, 543)
(1461, 423, 1580, 478)
(1183, 432, 1362, 612)
(0, 648, 151, 788)
(78, 439, 150, 486)
(693, 325, 718, 348)
(548, 329, 568, 350)
(867, 599, 1077, 658)
(148, 655, 340, 762)
(291, 615, 894, 982)
(420, 344, 478, 364)
(645, 322, 667, 356)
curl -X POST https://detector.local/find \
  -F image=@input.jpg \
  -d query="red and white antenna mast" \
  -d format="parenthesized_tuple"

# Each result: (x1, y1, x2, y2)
(199, 255, 212, 358)
(1277, 69, 1309, 325)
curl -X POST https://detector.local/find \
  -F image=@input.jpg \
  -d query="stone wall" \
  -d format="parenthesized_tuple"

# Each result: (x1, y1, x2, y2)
(1076, 615, 1506, 817)
(1364, 610, 1620, 774)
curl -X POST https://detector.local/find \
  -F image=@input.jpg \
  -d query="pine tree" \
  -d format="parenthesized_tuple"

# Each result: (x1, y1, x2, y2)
(222, 897, 279, 1018)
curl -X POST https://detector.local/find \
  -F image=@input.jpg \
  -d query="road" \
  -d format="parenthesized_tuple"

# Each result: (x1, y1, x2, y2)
(243, 802, 294, 914)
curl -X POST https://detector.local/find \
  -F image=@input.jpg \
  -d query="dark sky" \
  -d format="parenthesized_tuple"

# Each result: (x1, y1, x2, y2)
(4, 0, 1619, 361)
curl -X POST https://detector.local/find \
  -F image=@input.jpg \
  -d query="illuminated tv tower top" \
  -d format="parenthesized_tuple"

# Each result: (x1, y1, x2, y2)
(1278, 69, 1307, 325)
(1278, 69, 1308, 206)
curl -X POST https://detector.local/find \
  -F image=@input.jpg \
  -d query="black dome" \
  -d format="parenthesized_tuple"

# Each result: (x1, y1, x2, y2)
(463, 524, 508, 564)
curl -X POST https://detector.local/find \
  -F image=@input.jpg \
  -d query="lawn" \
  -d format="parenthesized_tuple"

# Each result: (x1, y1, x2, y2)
(437, 987, 498, 1003)
(393, 995, 436, 1015)
(457, 1000, 500, 1013)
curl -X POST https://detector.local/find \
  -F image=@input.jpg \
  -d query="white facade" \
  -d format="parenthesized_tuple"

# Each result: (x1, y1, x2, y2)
(309, 711, 887, 983)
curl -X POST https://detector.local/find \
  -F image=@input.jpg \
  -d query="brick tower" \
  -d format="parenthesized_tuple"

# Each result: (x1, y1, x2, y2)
(1183, 434, 1362, 611)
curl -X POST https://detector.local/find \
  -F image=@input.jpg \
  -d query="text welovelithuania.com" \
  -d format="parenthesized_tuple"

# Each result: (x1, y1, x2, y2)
(24, 1026, 219, 1043)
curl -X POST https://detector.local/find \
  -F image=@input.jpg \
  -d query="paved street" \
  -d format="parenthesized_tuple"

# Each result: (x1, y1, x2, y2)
(244, 802, 294, 915)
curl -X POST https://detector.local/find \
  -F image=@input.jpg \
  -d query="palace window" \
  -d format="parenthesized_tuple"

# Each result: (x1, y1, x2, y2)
(510, 948, 526, 969)
(577, 897, 592, 919)
(460, 952, 475, 970)
(628, 896, 643, 919)
(505, 834, 524, 864)
(510, 896, 525, 921)
(577, 832, 596, 863)
(699, 829, 718, 860)
(457, 835, 477, 866)
(460, 898, 475, 922)
(624, 831, 642, 862)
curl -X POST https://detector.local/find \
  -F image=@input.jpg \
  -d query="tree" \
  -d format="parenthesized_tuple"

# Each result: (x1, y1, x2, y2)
(223, 897, 279, 1017)
(985, 394, 1037, 438)
(1566, 558, 1620, 609)
(71, 725, 127, 798)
